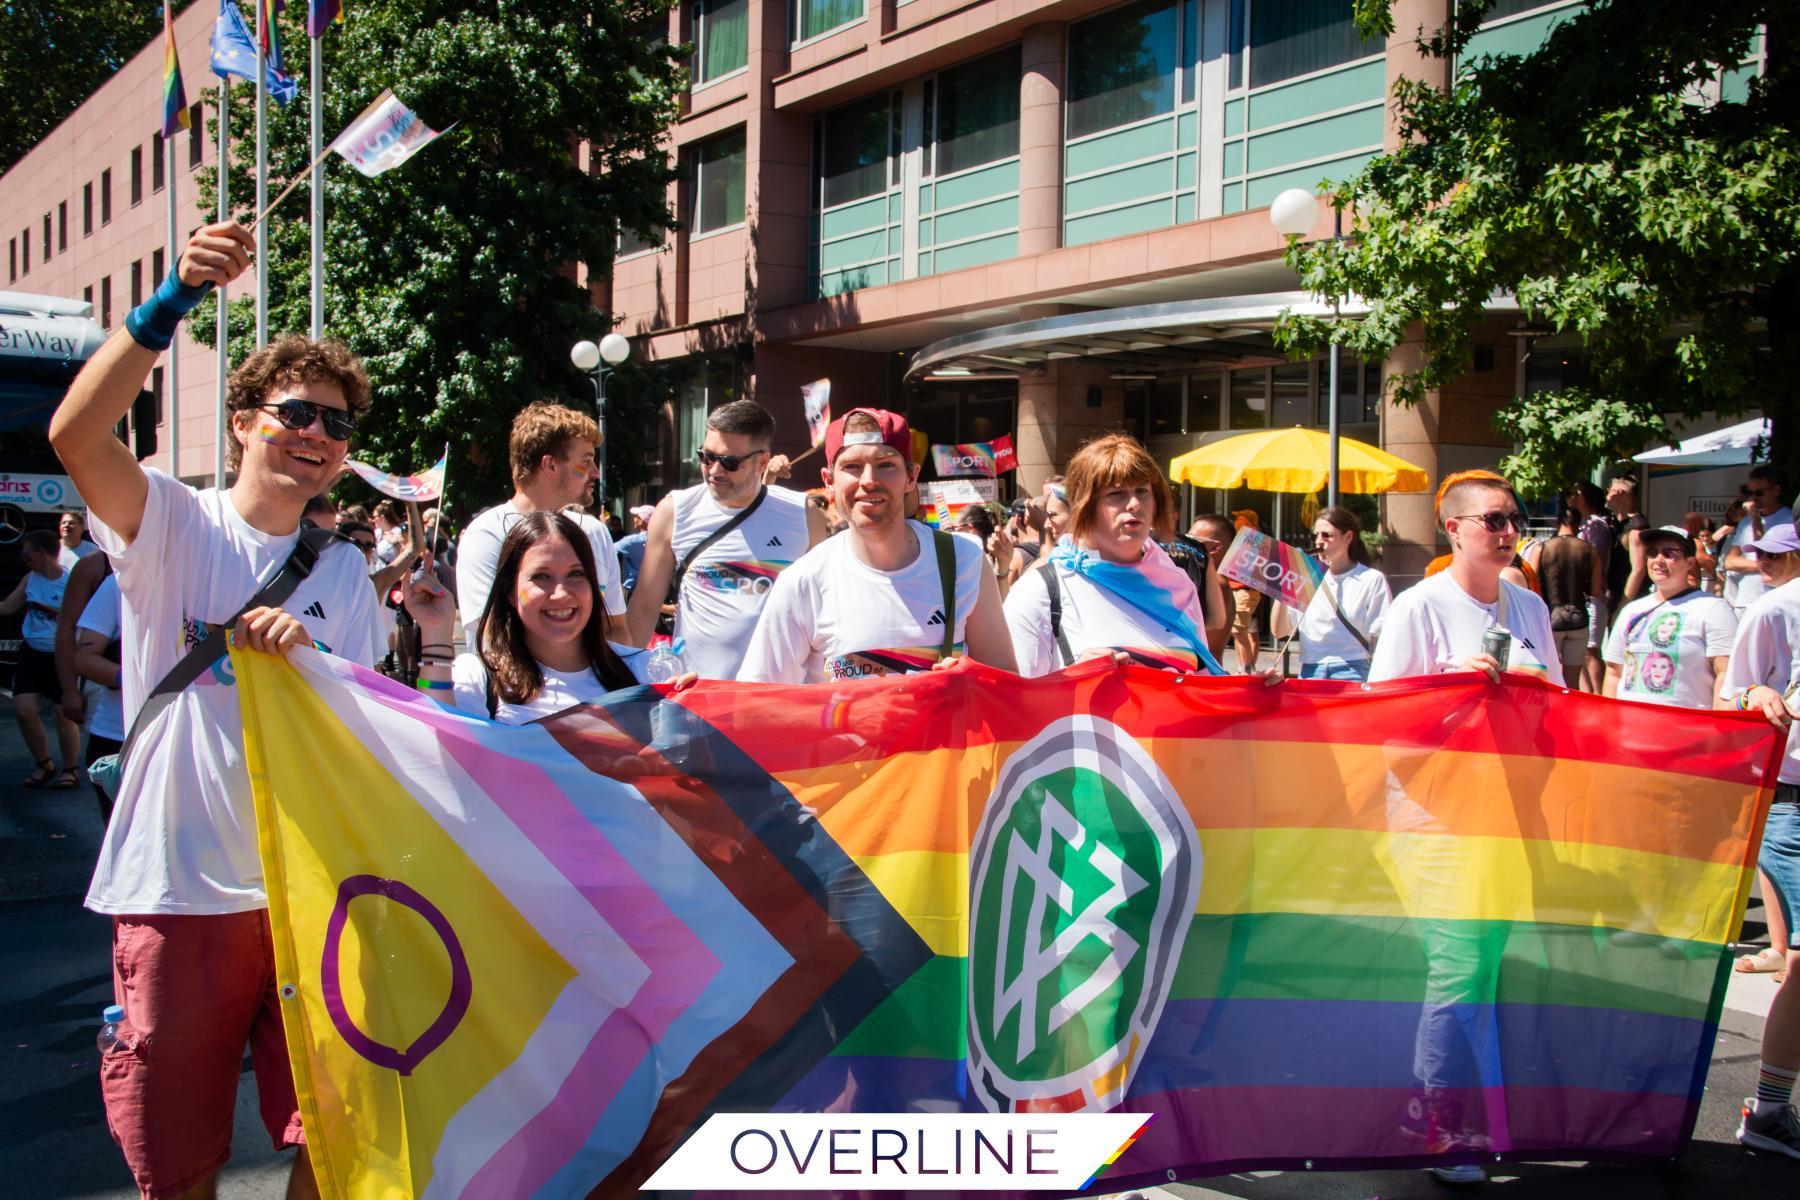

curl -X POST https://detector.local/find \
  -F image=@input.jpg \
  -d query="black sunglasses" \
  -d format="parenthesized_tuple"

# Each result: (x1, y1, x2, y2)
(1453, 510, 1529, 534)
(254, 400, 357, 441)
(697, 448, 765, 472)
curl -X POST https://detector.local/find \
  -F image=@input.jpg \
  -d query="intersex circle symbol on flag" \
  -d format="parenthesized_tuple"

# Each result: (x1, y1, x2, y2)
(967, 716, 1201, 1113)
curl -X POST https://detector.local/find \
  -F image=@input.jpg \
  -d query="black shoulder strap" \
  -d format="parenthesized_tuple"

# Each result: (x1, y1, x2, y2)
(116, 524, 344, 766)
(1043, 566, 1074, 667)
(932, 527, 956, 661)
(484, 663, 499, 720)
(1318, 571, 1374, 656)
(667, 486, 768, 605)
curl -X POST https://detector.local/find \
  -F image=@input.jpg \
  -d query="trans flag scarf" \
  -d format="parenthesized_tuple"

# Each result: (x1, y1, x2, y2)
(1050, 538, 1226, 675)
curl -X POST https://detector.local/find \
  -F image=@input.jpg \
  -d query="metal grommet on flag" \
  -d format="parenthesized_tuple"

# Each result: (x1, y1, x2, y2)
(280, 983, 297, 1000)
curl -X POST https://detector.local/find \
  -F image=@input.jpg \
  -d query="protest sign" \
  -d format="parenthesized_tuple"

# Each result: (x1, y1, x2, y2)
(1217, 526, 1324, 611)
(930, 443, 997, 477)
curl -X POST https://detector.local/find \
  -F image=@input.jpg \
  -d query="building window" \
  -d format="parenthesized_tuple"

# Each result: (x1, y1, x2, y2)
(57, 201, 67, 251)
(189, 104, 204, 167)
(1271, 361, 1310, 426)
(675, 356, 743, 486)
(83, 182, 94, 235)
(1484, 0, 1560, 18)
(1316, 356, 1382, 425)
(932, 47, 1021, 176)
(820, 92, 895, 208)
(690, 128, 747, 233)
(793, 0, 861, 43)
(83, 285, 93, 306)
(152, 248, 165, 283)
(101, 169, 112, 225)
(1067, 0, 1179, 140)
(131, 146, 144, 206)
(153, 133, 166, 192)
(7, 238, 14, 282)
(100, 277, 112, 328)
(694, 0, 748, 83)
(1229, 366, 1268, 429)
(1228, 0, 1246, 89)
(131, 260, 144, 308)
(42, 213, 51, 261)
(618, 220, 660, 258)
(1248, 0, 1383, 90)
(20, 228, 27, 274)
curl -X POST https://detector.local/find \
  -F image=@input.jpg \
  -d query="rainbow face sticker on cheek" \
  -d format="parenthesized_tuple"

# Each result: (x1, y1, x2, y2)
(258, 426, 283, 444)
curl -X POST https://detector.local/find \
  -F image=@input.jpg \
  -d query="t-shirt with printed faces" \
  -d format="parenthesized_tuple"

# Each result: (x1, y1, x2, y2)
(1004, 553, 1209, 678)
(21, 567, 67, 651)
(1720, 577, 1800, 785)
(737, 522, 986, 684)
(85, 471, 385, 915)
(76, 574, 126, 741)
(1367, 571, 1558, 682)
(450, 643, 652, 725)
(456, 500, 626, 648)
(1603, 588, 1737, 709)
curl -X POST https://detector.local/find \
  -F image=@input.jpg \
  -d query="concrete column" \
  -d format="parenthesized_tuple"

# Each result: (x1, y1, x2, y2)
(1018, 23, 1065, 257)
(1384, 0, 1453, 150)
(744, 0, 811, 317)
(1015, 360, 1127, 495)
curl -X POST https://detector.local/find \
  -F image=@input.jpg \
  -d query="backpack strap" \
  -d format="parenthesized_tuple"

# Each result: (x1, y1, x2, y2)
(667, 486, 768, 605)
(484, 663, 499, 721)
(932, 528, 956, 661)
(1043, 566, 1074, 667)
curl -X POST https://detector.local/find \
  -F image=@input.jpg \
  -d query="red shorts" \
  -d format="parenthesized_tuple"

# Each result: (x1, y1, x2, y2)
(101, 910, 304, 1198)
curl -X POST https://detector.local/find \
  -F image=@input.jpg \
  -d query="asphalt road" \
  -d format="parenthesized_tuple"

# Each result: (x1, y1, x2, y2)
(0, 698, 1794, 1199)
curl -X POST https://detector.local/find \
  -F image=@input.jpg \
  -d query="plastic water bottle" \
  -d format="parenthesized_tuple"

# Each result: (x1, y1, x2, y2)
(97, 1004, 127, 1055)
(644, 638, 687, 684)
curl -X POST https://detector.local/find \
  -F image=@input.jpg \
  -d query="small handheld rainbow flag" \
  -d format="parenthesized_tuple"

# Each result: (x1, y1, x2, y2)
(161, 0, 190, 138)
(346, 447, 448, 502)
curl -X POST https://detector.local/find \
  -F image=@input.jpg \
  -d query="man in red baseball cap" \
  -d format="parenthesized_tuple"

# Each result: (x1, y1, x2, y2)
(738, 407, 1015, 682)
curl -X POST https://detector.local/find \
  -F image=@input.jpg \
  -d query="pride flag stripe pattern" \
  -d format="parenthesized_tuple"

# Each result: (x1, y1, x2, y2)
(238, 653, 1778, 1197)
(161, 0, 190, 137)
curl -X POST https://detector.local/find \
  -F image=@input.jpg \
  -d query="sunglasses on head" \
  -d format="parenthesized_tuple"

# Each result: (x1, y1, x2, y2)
(254, 400, 357, 441)
(1453, 511, 1529, 534)
(697, 448, 765, 472)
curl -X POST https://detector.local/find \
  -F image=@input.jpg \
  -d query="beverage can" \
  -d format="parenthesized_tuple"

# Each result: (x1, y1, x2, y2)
(1481, 626, 1512, 669)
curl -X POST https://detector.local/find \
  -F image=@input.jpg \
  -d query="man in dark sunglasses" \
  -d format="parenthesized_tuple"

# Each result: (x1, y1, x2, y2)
(1723, 465, 1795, 612)
(47, 220, 384, 1200)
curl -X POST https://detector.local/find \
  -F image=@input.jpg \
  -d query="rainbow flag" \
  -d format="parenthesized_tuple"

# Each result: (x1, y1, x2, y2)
(308, 0, 343, 38)
(236, 650, 1779, 1196)
(161, 0, 190, 138)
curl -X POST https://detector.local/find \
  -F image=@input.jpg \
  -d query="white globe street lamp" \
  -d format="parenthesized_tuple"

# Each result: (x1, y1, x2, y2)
(571, 334, 632, 510)
(1269, 187, 1342, 508)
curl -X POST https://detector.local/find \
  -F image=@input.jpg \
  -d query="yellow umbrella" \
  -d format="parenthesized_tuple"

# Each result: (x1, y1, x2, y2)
(1168, 427, 1430, 494)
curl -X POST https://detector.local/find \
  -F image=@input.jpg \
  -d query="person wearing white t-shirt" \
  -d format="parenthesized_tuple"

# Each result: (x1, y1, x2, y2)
(1369, 472, 1557, 685)
(49, 219, 385, 1200)
(1602, 525, 1737, 708)
(627, 399, 827, 679)
(1714, 525, 1800, 1159)
(409, 510, 684, 723)
(74, 573, 126, 822)
(1297, 507, 1391, 681)
(739, 408, 1015, 684)
(456, 401, 626, 651)
(1005, 433, 1223, 677)
(0, 529, 81, 788)
(1723, 465, 1795, 611)
(58, 510, 100, 571)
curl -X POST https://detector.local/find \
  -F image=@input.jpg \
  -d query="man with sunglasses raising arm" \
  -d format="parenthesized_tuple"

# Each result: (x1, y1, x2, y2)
(1370, 469, 1558, 684)
(626, 399, 826, 679)
(48, 221, 383, 1200)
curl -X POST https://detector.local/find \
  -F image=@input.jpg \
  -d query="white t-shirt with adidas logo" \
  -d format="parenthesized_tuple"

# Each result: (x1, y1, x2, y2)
(1367, 570, 1557, 682)
(737, 521, 986, 684)
(670, 483, 812, 679)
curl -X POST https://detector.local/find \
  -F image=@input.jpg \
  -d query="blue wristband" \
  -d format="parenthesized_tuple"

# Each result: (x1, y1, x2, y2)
(124, 271, 213, 353)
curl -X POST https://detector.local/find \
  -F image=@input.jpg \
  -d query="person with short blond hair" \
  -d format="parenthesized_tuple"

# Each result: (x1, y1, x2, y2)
(456, 401, 626, 649)
(1004, 434, 1222, 677)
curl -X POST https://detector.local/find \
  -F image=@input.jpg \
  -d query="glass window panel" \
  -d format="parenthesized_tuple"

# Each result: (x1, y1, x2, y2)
(1249, 0, 1382, 89)
(1067, 0, 1178, 140)
(1151, 375, 1183, 435)
(1271, 361, 1310, 426)
(1317, 354, 1363, 425)
(695, 0, 748, 82)
(1229, 367, 1267, 429)
(935, 47, 1020, 176)
(1124, 384, 1150, 444)
(1228, 0, 1246, 89)
(821, 94, 893, 208)
(692, 128, 746, 232)
(961, 385, 1013, 443)
(1189, 370, 1223, 431)
(152, 134, 165, 191)
(1181, 0, 1199, 103)
(797, 0, 862, 42)
(1362, 360, 1382, 424)
(618, 220, 660, 256)
(1483, 0, 1559, 20)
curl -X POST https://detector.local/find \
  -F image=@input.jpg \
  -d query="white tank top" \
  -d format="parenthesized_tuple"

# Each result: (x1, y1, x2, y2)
(670, 484, 812, 680)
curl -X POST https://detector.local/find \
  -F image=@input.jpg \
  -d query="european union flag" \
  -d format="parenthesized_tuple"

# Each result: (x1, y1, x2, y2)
(211, 0, 297, 106)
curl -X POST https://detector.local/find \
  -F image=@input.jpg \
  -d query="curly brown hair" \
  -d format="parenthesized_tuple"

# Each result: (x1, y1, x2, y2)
(510, 402, 600, 487)
(224, 335, 370, 470)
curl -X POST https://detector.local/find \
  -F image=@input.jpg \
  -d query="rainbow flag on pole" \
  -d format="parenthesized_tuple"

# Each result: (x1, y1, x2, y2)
(308, 0, 343, 38)
(235, 651, 1779, 1196)
(161, 0, 190, 138)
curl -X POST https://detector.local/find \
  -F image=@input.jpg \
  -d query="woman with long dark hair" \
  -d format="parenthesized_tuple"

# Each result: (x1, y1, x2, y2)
(407, 511, 665, 723)
(1296, 506, 1391, 681)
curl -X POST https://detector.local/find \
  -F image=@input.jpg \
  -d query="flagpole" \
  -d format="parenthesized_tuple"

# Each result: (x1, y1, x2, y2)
(166, 130, 181, 482)
(215, 78, 230, 488)
(310, 32, 323, 340)
(254, 0, 268, 348)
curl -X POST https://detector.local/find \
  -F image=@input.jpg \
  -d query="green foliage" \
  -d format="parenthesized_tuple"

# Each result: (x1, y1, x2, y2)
(186, 0, 685, 514)
(0, 0, 167, 173)
(1275, 1, 1800, 492)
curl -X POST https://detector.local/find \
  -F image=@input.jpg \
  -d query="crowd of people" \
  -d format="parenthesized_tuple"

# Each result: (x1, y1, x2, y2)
(27, 221, 1800, 1194)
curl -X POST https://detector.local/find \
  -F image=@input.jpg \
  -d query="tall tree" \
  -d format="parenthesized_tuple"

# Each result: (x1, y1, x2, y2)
(1274, 1, 1800, 494)
(189, 0, 685, 510)
(0, 1, 170, 173)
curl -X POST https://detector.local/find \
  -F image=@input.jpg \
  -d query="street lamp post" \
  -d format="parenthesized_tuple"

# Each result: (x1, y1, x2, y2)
(1270, 187, 1342, 510)
(570, 332, 632, 511)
